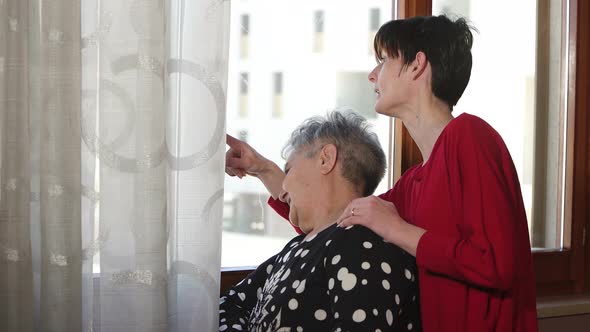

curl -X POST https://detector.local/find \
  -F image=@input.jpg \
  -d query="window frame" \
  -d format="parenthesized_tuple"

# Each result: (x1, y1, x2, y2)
(220, 0, 590, 298)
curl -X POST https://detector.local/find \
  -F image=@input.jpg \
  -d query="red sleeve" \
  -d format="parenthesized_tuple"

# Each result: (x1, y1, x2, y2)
(415, 118, 531, 291)
(267, 197, 303, 234)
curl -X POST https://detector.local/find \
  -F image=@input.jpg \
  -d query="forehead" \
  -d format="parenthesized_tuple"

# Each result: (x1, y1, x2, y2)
(375, 39, 402, 60)
(284, 149, 299, 169)
(285, 147, 305, 163)
(285, 144, 316, 165)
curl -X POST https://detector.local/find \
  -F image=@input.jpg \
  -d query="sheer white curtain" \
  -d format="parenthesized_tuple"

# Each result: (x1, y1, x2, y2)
(0, 0, 229, 331)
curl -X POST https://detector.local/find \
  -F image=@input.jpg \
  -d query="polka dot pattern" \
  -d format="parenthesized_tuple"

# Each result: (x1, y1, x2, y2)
(337, 267, 357, 291)
(404, 269, 412, 280)
(219, 223, 420, 331)
(295, 279, 306, 294)
(314, 309, 327, 321)
(331, 255, 341, 265)
(382, 280, 390, 290)
(289, 298, 298, 310)
(353, 309, 367, 322)
(386, 309, 393, 326)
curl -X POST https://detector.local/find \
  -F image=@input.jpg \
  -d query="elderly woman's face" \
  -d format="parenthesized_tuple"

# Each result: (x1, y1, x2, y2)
(281, 145, 322, 230)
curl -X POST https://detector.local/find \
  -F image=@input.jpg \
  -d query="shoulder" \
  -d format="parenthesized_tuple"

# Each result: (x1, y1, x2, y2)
(451, 113, 495, 130)
(398, 164, 422, 183)
(383, 164, 422, 201)
(281, 234, 307, 253)
(439, 114, 522, 195)
(442, 113, 509, 158)
(327, 224, 381, 244)
(323, 226, 417, 289)
(446, 113, 503, 143)
(325, 225, 409, 262)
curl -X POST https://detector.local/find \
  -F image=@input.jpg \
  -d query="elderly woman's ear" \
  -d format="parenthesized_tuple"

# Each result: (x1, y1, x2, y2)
(319, 144, 338, 174)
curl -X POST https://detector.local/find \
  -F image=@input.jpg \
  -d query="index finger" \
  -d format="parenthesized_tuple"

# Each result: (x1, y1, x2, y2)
(226, 134, 241, 148)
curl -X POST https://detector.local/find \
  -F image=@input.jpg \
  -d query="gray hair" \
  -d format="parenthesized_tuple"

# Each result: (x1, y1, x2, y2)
(282, 110, 386, 196)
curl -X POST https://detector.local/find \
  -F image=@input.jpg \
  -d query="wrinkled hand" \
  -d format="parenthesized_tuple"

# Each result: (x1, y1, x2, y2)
(225, 134, 270, 178)
(336, 196, 405, 243)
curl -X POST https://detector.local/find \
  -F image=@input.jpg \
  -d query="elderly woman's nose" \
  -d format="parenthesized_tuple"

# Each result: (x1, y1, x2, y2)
(279, 191, 290, 204)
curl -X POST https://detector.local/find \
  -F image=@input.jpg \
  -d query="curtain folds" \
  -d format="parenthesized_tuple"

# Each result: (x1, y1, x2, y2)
(0, 0, 229, 331)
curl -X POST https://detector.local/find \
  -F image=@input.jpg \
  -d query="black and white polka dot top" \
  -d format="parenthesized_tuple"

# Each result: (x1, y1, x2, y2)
(219, 224, 421, 332)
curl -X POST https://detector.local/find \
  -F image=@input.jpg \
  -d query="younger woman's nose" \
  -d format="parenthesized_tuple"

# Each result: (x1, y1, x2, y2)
(368, 67, 378, 83)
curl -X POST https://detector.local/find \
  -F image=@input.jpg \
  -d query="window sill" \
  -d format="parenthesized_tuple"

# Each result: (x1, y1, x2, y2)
(220, 266, 256, 295)
(537, 294, 590, 318)
(221, 266, 257, 272)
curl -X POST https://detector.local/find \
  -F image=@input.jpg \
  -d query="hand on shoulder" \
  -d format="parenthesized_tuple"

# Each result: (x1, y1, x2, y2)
(336, 196, 402, 240)
(336, 196, 426, 257)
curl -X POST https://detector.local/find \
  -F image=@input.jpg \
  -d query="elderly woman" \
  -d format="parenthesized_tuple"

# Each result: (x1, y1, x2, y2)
(220, 111, 420, 332)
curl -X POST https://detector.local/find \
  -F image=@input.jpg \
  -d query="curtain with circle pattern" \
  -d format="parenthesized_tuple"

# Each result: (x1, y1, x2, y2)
(0, 0, 229, 331)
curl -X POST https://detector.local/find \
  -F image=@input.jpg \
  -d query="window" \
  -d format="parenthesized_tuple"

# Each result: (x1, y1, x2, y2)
(240, 14, 250, 58)
(313, 10, 325, 52)
(238, 130, 249, 143)
(370, 8, 381, 31)
(224, 1, 394, 269)
(239, 72, 248, 117)
(272, 72, 283, 118)
(369, 8, 381, 53)
(335, 72, 378, 120)
(222, 0, 590, 298)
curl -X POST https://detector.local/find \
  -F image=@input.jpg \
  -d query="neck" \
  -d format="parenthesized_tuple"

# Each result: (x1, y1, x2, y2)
(397, 94, 454, 163)
(303, 183, 360, 238)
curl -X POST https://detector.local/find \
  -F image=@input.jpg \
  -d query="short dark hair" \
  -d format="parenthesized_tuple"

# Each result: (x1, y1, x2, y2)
(374, 15, 475, 110)
(282, 110, 386, 196)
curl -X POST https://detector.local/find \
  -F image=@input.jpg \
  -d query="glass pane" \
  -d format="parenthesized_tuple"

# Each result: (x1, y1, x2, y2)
(223, 0, 394, 268)
(432, 0, 569, 249)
